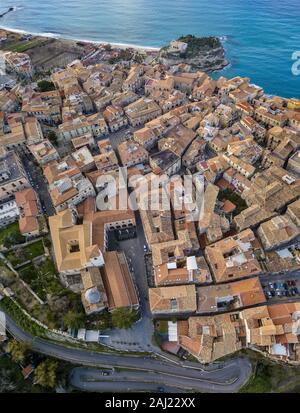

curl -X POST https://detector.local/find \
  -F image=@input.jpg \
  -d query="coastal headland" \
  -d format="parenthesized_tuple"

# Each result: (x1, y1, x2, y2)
(0, 28, 227, 72)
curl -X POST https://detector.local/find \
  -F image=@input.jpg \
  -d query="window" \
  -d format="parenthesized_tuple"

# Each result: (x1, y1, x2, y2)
(69, 243, 80, 253)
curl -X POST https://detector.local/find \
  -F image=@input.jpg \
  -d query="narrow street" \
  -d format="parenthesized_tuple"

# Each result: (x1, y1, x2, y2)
(19, 151, 55, 217)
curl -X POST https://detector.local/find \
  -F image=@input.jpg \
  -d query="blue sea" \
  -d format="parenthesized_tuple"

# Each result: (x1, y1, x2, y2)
(0, 0, 300, 98)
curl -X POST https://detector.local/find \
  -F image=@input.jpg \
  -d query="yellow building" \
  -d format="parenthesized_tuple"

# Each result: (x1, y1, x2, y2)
(288, 99, 300, 111)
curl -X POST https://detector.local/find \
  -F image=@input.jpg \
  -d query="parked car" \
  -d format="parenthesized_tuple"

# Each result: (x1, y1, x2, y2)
(266, 291, 272, 299)
(274, 282, 278, 290)
(291, 280, 296, 286)
(284, 282, 288, 290)
(271, 290, 275, 297)
(280, 282, 284, 289)
(286, 290, 291, 297)
(288, 280, 292, 286)
(269, 283, 274, 289)
(291, 289, 296, 296)
(294, 287, 299, 295)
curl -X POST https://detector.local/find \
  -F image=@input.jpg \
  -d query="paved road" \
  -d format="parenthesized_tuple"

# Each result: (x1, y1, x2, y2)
(70, 367, 250, 392)
(70, 368, 183, 393)
(3, 313, 252, 393)
(259, 271, 300, 284)
(20, 151, 55, 217)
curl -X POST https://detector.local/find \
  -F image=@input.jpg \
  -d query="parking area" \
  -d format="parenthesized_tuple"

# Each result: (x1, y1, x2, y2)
(262, 278, 300, 301)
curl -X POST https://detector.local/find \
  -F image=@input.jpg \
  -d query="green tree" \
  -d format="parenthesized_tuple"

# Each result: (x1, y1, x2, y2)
(63, 310, 85, 330)
(3, 232, 24, 248)
(37, 80, 56, 92)
(34, 359, 58, 388)
(6, 339, 28, 363)
(111, 307, 139, 330)
(47, 130, 58, 145)
(103, 44, 112, 51)
(43, 237, 52, 248)
(90, 310, 112, 330)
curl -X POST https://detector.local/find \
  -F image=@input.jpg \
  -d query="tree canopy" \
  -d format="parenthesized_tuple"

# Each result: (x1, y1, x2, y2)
(47, 130, 58, 145)
(63, 310, 85, 330)
(6, 339, 28, 363)
(37, 80, 56, 92)
(111, 307, 139, 330)
(34, 359, 58, 388)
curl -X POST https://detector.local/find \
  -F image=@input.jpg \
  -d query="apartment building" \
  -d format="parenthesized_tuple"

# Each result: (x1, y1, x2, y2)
(154, 256, 212, 286)
(4, 51, 33, 78)
(0, 150, 29, 202)
(204, 229, 262, 283)
(122, 65, 144, 92)
(243, 166, 300, 212)
(28, 139, 60, 166)
(0, 90, 19, 113)
(254, 106, 287, 128)
(178, 313, 245, 363)
(58, 113, 108, 141)
(149, 284, 197, 315)
(0, 199, 19, 228)
(196, 277, 265, 314)
(117, 140, 149, 167)
(22, 89, 62, 125)
(71, 146, 96, 173)
(133, 126, 160, 150)
(15, 187, 41, 237)
(24, 117, 44, 144)
(124, 97, 162, 127)
(257, 214, 300, 251)
(103, 105, 128, 132)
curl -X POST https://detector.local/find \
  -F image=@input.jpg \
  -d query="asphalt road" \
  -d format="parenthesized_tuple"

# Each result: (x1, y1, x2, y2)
(3, 314, 252, 393)
(69, 364, 251, 393)
(20, 151, 55, 217)
(259, 271, 300, 284)
(70, 368, 184, 393)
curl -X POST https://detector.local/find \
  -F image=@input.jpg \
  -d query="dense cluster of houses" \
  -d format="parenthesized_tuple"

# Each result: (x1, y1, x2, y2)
(0, 47, 299, 363)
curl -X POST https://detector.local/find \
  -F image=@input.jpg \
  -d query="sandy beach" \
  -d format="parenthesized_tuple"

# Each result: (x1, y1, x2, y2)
(0, 25, 161, 52)
(0, 26, 160, 71)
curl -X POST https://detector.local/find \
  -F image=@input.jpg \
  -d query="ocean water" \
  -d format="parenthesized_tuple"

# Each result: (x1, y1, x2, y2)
(0, 0, 300, 98)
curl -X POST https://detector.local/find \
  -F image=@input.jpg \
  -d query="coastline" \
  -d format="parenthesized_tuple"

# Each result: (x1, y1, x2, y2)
(0, 24, 161, 52)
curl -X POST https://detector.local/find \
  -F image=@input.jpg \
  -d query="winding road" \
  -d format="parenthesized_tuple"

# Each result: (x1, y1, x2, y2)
(3, 313, 252, 393)
(69, 363, 251, 393)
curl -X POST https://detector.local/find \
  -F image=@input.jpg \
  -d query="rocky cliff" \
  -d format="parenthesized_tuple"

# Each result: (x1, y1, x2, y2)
(158, 35, 228, 72)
